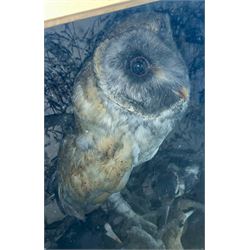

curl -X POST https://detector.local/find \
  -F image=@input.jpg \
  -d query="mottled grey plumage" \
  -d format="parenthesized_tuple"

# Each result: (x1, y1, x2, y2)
(57, 12, 190, 220)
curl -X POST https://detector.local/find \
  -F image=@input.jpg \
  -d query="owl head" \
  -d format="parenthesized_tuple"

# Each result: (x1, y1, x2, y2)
(93, 12, 190, 118)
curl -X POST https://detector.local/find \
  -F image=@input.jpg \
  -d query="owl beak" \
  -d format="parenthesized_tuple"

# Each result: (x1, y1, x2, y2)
(175, 87, 189, 101)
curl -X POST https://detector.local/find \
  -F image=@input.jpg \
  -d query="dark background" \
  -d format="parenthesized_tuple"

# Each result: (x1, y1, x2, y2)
(44, 1, 204, 249)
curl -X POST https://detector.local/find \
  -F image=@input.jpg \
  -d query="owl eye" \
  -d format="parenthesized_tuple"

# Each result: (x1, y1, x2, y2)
(130, 56, 150, 77)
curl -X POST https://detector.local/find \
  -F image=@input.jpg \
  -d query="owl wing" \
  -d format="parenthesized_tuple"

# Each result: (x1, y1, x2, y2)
(57, 133, 133, 219)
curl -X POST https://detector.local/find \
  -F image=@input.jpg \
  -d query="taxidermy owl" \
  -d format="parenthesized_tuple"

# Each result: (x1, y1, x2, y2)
(57, 12, 190, 220)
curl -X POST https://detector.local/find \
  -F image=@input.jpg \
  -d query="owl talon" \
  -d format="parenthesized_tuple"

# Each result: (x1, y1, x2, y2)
(108, 193, 159, 239)
(132, 215, 159, 239)
(124, 226, 165, 250)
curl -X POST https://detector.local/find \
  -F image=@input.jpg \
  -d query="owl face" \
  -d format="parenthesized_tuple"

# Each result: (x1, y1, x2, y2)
(94, 13, 190, 117)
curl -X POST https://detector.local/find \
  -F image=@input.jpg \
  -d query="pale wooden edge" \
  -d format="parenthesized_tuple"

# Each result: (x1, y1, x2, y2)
(44, 0, 158, 28)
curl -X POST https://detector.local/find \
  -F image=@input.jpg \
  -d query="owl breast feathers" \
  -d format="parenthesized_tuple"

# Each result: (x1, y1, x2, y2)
(57, 12, 190, 219)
